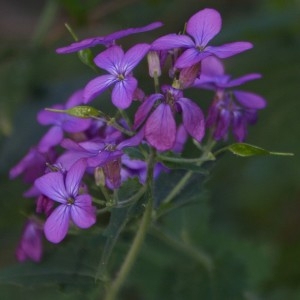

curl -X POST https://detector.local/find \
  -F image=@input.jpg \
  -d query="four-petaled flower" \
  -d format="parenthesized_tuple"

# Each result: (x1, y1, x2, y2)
(35, 159, 96, 243)
(84, 44, 150, 109)
(151, 8, 252, 69)
(194, 56, 266, 141)
(134, 86, 205, 151)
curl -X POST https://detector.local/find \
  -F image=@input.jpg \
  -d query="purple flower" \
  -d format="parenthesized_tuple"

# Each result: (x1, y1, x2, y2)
(151, 8, 252, 69)
(35, 159, 96, 243)
(194, 56, 262, 90)
(16, 219, 43, 262)
(83, 44, 150, 109)
(134, 86, 204, 151)
(195, 57, 266, 141)
(37, 89, 91, 153)
(56, 22, 163, 54)
(9, 148, 54, 182)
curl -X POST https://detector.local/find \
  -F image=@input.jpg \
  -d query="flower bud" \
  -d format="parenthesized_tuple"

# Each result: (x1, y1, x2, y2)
(147, 51, 161, 78)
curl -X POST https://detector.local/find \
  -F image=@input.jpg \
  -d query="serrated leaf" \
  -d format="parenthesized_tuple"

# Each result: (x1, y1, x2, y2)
(227, 143, 294, 157)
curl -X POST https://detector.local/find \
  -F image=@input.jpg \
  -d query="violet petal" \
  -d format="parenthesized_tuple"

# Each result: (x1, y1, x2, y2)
(71, 195, 96, 228)
(206, 41, 253, 58)
(65, 159, 87, 196)
(112, 77, 137, 109)
(233, 90, 266, 109)
(151, 34, 195, 50)
(186, 8, 222, 47)
(175, 48, 211, 69)
(134, 93, 163, 129)
(145, 104, 176, 151)
(177, 98, 205, 141)
(44, 205, 70, 243)
(84, 74, 117, 104)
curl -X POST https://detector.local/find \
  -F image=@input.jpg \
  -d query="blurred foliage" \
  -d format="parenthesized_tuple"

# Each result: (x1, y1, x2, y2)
(1, 0, 300, 299)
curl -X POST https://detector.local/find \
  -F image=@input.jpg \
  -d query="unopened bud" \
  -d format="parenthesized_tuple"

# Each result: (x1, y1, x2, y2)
(66, 106, 100, 118)
(147, 51, 161, 78)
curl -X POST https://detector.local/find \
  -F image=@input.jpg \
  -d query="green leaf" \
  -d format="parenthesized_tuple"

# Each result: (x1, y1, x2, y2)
(226, 143, 294, 157)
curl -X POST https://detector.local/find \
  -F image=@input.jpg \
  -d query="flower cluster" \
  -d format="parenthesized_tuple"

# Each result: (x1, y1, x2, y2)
(10, 8, 266, 261)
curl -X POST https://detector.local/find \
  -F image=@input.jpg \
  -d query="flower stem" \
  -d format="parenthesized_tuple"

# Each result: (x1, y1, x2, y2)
(103, 191, 153, 300)
(103, 148, 155, 300)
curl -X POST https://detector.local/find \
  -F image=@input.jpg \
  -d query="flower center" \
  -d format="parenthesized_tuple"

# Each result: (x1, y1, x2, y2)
(196, 45, 205, 52)
(117, 74, 125, 80)
(67, 197, 75, 205)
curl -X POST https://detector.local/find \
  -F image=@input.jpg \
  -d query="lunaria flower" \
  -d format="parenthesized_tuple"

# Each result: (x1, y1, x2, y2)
(194, 56, 266, 141)
(16, 219, 43, 262)
(56, 22, 162, 54)
(83, 44, 150, 109)
(37, 89, 91, 153)
(134, 86, 204, 151)
(35, 159, 96, 243)
(151, 8, 252, 69)
(57, 129, 144, 189)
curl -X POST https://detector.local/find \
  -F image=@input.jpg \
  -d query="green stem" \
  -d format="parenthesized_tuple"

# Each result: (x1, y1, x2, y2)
(161, 170, 193, 206)
(103, 148, 156, 300)
(103, 190, 153, 300)
(158, 155, 210, 164)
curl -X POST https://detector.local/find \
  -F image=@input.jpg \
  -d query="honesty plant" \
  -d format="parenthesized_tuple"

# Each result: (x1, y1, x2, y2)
(10, 7, 291, 300)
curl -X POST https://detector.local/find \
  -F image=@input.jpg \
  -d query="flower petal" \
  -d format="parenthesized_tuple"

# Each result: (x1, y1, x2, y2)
(175, 48, 211, 69)
(117, 127, 145, 149)
(84, 74, 116, 104)
(177, 98, 205, 141)
(105, 21, 163, 41)
(44, 205, 70, 243)
(61, 115, 91, 133)
(65, 89, 85, 108)
(134, 93, 163, 129)
(201, 56, 224, 77)
(233, 90, 266, 109)
(56, 37, 107, 54)
(37, 104, 64, 125)
(122, 43, 150, 74)
(223, 73, 261, 88)
(186, 8, 222, 46)
(145, 104, 176, 151)
(66, 159, 87, 196)
(111, 77, 137, 109)
(94, 45, 124, 73)
(71, 195, 96, 228)
(37, 126, 64, 153)
(206, 41, 253, 58)
(151, 34, 195, 50)
(35, 172, 67, 203)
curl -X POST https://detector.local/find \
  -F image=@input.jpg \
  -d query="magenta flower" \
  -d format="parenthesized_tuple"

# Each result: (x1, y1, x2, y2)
(83, 44, 150, 109)
(16, 219, 43, 262)
(35, 159, 96, 243)
(37, 89, 91, 153)
(151, 8, 252, 69)
(56, 22, 162, 54)
(134, 86, 204, 151)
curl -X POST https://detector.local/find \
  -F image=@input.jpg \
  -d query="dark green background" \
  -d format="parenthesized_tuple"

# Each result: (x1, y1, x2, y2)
(0, 0, 299, 299)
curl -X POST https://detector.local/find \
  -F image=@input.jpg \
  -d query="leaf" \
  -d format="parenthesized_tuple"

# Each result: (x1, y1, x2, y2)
(226, 143, 294, 157)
